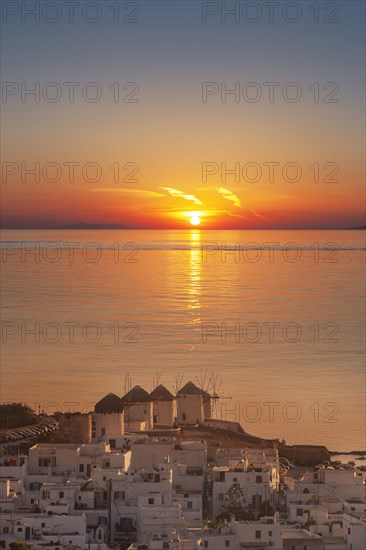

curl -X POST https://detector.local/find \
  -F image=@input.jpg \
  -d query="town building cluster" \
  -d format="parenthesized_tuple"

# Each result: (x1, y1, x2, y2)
(0, 383, 365, 550)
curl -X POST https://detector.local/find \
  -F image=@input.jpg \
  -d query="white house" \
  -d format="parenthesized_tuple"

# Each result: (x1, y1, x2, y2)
(0, 513, 88, 549)
(287, 467, 366, 513)
(281, 528, 323, 550)
(137, 501, 186, 544)
(212, 448, 278, 517)
(342, 511, 366, 550)
(195, 515, 283, 550)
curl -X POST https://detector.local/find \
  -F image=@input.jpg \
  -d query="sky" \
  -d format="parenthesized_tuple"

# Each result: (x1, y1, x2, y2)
(1, 0, 365, 229)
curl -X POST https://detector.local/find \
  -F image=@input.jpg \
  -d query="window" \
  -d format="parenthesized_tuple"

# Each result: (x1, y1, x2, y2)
(218, 493, 224, 501)
(255, 531, 261, 539)
(79, 464, 84, 472)
(348, 528, 351, 534)
(225, 541, 230, 547)
(109, 439, 116, 449)
(183, 413, 186, 421)
(148, 497, 154, 505)
(269, 531, 272, 536)
(42, 523, 45, 528)
(42, 490, 50, 499)
(256, 475, 262, 483)
(101, 428, 106, 436)
(233, 477, 237, 482)
(297, 508, 304, 516)
(203, 541, 208, 548)
(59, 491, 64, 498)
(187, 501, 193, 509)
(3, 528, 9, 534)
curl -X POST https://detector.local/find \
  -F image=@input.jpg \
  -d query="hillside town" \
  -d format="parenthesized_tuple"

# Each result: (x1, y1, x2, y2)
(0, 382, 365, 550)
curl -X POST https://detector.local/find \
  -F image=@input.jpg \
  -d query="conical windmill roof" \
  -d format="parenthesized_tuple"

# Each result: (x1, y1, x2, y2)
(95, 393, 124, 413)
(150, 384, 175, 402)
(121, 385, 152, 404)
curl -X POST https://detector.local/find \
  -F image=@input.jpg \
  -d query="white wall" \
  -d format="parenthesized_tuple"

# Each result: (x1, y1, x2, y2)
(177, 395, 203, 424)
(94, 412, 124, 441)
(153, 400, 175, 426)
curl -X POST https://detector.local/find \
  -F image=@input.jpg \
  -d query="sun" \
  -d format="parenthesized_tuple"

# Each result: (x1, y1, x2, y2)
(190, 214, 201, 226)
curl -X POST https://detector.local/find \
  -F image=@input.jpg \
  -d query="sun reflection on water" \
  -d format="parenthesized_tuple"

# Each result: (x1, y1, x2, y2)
(188, 230, 202, 317)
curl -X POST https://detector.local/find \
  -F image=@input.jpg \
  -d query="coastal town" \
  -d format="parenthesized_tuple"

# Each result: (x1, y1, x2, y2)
(0, 382, 365, 550)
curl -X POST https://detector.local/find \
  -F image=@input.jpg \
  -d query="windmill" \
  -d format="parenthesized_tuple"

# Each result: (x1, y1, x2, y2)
(150, 373, 176, 425)
(195, 368, 231, 419)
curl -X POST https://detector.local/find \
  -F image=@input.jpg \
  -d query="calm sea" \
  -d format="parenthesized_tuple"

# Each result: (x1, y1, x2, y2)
(1, 229, 365, 452)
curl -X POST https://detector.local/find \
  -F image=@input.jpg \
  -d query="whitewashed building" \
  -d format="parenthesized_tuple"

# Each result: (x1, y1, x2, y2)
(287, 467, 366, 513)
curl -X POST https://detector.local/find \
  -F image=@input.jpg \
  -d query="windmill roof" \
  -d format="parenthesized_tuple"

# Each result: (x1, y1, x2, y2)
(121, 385, 152, 403)
(150, 384, 175, 401)
(178, 381, 211, 401)
(95, 393, 124, 413)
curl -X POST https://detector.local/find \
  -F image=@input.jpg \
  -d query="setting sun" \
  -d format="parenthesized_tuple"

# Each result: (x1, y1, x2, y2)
(190, 215, 201, 226)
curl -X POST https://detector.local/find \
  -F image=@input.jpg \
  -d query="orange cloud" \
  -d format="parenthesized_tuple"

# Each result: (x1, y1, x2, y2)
(217, 187, 242, 208)
(250, 209, 270, 222)
(91, 188, 165, 198)
(160, 187, 203, 205)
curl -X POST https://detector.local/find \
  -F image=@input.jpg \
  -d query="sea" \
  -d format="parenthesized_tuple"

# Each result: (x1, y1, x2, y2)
(1, 229, 365, 452)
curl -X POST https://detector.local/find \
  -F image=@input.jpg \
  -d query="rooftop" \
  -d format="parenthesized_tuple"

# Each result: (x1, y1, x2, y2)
(282, 529, 321, 540)
(150, 384, 175, 402)
(122, 385, 152, 404)
(178, 381, 211, 401)
(95, 393, 124, 414)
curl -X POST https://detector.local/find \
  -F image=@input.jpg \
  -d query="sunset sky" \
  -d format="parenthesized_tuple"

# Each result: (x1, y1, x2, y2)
(1, 1, 365, 229)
